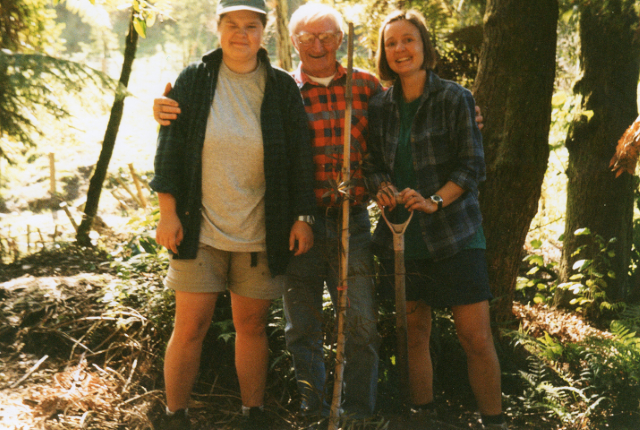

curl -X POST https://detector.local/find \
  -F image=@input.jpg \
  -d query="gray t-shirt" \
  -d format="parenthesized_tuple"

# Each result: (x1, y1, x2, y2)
(200, 60, 267, 252)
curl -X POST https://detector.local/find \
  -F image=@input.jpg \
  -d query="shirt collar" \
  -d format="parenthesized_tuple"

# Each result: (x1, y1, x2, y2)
(391, 70, 443, 104)
(293, 61, 346, 87)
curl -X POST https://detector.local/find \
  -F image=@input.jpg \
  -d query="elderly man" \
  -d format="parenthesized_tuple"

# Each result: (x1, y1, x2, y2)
(282, 2, 382, 420)
(154, 3, 383, 421)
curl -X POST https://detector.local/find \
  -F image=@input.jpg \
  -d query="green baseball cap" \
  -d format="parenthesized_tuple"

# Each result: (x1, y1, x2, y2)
(217, 0, 267, 15)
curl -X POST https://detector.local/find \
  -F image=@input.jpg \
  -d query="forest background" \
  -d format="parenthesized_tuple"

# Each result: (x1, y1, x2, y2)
(1, 0, 640, 429)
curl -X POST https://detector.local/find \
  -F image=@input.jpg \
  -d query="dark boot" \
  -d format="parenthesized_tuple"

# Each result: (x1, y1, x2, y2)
(159, 409, 191, 430)
(240, 407, 270, 430)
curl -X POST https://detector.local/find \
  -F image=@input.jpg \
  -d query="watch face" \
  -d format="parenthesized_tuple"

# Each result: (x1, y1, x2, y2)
(430, 195, 443, 209)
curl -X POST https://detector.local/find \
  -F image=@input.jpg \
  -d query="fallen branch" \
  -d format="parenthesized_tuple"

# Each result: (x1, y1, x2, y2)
(10, 355, 49, 388)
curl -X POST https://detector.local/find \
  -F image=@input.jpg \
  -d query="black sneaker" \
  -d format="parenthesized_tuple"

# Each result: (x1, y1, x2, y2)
(159, 409, 191, 430)
(240, 407, 270, 430)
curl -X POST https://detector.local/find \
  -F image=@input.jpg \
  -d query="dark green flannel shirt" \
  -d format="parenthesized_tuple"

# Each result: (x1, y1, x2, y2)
(364, 71, 485, 260)
(150, 48, 316, 277)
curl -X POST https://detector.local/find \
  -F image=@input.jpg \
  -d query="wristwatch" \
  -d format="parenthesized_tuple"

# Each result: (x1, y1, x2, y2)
(429, 194, 443, 211)
(297, 215, 315, 226)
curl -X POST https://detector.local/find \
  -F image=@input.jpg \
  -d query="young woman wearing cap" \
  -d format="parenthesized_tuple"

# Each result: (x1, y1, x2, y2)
(150, 1, 315, 429)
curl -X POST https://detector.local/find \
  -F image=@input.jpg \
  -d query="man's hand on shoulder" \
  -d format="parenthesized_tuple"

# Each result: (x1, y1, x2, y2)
(475, 105, 484, 131)
(153, 82, 181, 126)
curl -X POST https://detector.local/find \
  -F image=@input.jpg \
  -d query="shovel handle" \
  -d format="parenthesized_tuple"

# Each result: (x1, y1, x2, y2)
(380, 197, 413, 239)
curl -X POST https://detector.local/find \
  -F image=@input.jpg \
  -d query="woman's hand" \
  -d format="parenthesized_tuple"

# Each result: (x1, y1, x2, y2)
(290, 221, 314, 256)
(156, 212, 184, 254)
(399, 188, 438, 214)
(376, 182, 399, 211)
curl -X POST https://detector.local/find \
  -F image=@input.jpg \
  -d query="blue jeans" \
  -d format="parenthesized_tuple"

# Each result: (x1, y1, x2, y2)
(284, 210, 380, 418)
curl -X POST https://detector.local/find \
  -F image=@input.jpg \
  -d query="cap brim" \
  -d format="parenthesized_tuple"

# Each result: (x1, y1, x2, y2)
(217, 5, 266, 15)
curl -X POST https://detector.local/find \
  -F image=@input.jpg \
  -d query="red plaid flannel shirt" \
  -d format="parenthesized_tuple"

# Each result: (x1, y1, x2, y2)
(293, 63, 382, 207)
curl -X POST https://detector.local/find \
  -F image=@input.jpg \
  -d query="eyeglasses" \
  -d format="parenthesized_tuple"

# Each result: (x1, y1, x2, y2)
(295, 31, 341, 47)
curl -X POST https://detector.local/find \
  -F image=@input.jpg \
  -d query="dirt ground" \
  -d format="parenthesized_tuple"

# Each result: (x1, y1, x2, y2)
(1, 243, 594, 430)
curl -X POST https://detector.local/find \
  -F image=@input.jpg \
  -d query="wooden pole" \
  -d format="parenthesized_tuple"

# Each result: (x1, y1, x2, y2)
(115, 175, 143, 207)
(49, 153, 56, 196)
(60, 202, 79, 232)
(329, 22, 354, 430)
(128, 163, 147, 208)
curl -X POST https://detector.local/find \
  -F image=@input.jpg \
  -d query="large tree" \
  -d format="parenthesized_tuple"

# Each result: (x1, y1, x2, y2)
(558, 0, 640, 302)
(473, 0, 559, 323)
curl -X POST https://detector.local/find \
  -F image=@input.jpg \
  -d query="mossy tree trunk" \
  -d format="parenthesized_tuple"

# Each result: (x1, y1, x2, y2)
(558, 0, 640, 302)
(473, 0, 558, 323)
(275, 0, 292, 71)
(76, 13, 138, 246)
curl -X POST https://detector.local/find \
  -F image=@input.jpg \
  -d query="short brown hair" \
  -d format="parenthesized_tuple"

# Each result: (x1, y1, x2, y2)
(376, 9, 437, 82)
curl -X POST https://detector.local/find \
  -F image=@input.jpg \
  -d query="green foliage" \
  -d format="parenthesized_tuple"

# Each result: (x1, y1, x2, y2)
(143, 0, 217, 66)
(516, 239, 558, 305)
(0, 51, 115, 160)
(506, 303, 640, 427)
(435, 24, 481, 87)
(557, 228, 626, 321)
(0, 0, 64, 53)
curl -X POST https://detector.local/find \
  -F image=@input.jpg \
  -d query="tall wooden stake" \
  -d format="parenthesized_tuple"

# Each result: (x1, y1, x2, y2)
(329, 22, 354, 430)
(49, 153, 56, 196)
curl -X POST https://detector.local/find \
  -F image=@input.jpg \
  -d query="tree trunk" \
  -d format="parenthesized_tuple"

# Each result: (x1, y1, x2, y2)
(76, 13, 138, 246)
(473, 0, 558, 323)
(558, 0, 640, 302)
(275, 0, 292, 71)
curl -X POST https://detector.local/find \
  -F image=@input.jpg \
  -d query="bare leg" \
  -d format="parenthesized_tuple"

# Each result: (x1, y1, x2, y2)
(231, 291, 271, 407)
(452, 300, 502, 416)
(406, 300, 434, 405)
(164, 291, 219, 411)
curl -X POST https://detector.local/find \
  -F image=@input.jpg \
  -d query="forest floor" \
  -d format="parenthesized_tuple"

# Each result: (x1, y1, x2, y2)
(1, 239, 624, 430)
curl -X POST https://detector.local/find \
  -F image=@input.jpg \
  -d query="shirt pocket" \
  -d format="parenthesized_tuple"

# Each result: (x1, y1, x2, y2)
(416, 128, 451, 168)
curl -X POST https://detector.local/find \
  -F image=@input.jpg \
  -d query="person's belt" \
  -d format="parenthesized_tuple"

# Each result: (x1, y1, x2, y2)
(319, 204, 368, 219)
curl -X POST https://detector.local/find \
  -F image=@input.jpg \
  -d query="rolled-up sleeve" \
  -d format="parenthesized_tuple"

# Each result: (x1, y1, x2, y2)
(149, 67, 193, 198)
(284, 78, 316, 217)
(447, 89, 485, 192)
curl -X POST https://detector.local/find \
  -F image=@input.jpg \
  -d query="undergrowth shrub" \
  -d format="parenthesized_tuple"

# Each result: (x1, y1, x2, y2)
(506, 306, 640, 428)
(556, 228, 625, 321)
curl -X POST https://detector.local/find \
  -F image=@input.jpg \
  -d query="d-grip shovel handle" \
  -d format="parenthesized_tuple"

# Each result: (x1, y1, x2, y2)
(380, 195, 412, 402)
(380, 196, 413, 251)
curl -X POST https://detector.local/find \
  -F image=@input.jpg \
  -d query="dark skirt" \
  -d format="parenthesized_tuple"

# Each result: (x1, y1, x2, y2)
(378, 248, 493, 308)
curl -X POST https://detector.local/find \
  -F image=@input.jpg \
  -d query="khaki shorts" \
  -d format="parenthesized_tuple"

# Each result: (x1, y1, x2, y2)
(164, 244, 284, 300)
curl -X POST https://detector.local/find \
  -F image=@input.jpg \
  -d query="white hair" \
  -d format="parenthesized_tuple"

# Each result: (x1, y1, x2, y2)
(288, 2, 344, 36)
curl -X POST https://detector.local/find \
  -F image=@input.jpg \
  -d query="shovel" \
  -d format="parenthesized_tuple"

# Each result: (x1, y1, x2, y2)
(380, 197, 413, 404)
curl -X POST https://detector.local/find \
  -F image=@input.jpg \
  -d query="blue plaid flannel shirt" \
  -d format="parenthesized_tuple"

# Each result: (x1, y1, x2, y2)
(364, 71, 486, 260)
